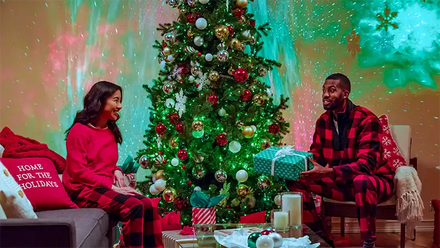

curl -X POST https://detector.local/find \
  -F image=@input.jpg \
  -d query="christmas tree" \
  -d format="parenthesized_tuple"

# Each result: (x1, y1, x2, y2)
(137, 0, 290, 226)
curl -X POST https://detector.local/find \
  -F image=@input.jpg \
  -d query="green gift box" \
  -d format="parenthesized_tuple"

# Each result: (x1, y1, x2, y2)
(254, 146, 314, 181)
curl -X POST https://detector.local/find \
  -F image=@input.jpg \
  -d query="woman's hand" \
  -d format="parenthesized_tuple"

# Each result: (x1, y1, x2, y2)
(112, 185, 139, 196)
(114, 169, 127, 187)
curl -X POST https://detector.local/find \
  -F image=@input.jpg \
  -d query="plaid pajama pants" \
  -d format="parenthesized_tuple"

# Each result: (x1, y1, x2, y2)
(68, 187, 164, 248)
(288, 174, 393, 241)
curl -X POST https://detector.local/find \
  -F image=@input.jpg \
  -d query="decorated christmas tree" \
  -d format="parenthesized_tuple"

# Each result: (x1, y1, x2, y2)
(137, 0, 290, 226)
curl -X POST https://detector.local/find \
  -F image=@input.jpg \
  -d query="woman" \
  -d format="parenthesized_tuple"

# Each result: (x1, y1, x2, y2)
(63, 81, 163, 248)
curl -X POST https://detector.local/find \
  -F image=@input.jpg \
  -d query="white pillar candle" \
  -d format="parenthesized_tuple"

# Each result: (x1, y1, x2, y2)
(281, 194, 302, 226)
(273, 211, 289, 229)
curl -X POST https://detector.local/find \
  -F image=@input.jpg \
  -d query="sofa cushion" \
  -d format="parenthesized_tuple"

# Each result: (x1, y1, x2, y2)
(37, 208, 109, 248)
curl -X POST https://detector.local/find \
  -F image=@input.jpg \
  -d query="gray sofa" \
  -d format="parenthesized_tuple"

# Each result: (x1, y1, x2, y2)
(0, 208, 117, 248)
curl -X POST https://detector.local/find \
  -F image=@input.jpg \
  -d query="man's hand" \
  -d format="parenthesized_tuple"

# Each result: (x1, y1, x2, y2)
(114, 170, 127, 187)
(300, 157, 335, 180)
(111, 185, 140, 196)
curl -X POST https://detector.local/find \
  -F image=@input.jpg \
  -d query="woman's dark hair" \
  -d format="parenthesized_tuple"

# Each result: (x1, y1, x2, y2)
(65, 81, 123, 144)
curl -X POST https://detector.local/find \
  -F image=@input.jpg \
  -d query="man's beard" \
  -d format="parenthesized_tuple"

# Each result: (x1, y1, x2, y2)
(323, 97, 343, 111)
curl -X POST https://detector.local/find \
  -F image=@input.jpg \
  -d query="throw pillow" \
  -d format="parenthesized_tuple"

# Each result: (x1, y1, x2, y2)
(1, 157, 78, 211)
(0, 161, 37, 218)
(378, 115, 407, 169)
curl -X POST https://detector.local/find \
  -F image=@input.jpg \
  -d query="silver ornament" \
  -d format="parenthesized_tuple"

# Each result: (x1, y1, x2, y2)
(214, 169, 227, 183)
(216, 50, 229, 62)
(162, 83, 174, 94)
(167, 0, 180, 7)
(194, 36, 204, 46)
(191, 66, 202, 76)
(268, 232, 283, 248)
(164, 32, 175, 43)
(187, 0, 196, 6)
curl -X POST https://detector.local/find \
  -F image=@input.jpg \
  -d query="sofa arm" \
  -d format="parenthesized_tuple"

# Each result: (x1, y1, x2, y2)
(0, 218, 76, 248)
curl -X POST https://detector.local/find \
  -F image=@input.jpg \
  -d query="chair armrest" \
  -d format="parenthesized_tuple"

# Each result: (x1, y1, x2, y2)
(0, 218, 76, 248)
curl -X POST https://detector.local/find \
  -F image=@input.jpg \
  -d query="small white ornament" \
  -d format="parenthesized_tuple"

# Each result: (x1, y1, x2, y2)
(167, 55, 175, 62)
(154, 179, 167, 191)
(189, 75, 195, 82)
(205, 53, 213, 61)
(229, 141, 241, 153)
(199, 0, 209, 3)
(268, 232, 283, 248)
(171, 158, 179, 166)
(236, 170, 248, 182)
(149, 184, 159, 195)
(194, 36, 204, 46)
(256, 235, 274, 248)
(274, 195, 281, 206)
(242, 30, 251, 38)
(194, 186, 202, 191)
(251, 125, 257, 132)
(165, 98, 175, 108)
(195, 18, 208, 30)
(160, 60, 166, 71)
(218, 108, 226, 117)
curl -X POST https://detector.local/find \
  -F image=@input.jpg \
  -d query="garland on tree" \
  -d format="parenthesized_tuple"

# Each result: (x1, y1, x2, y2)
(136, 0, 290, 226)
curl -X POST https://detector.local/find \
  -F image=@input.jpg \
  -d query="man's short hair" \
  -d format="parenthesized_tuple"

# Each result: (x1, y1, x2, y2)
(326, 73, 351, 92)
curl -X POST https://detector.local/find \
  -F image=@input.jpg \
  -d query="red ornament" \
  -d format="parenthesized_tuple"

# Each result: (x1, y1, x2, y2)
(158, 151, 163, 155)
(232, 8, 243, 17)
(227, 25, 234, 36)
(234, 68, 249, 83)
(261, 230, 272, 235)
(208, 94, 219, 105)
(163, 43, 167, 47)
(169, 113, 180, 124)
(177, 149, 188, 160)
(250, 20, 256, 27)
(181, 165, 186, 170)
(240, 89, 252, 101)
(268, 123, 280, 135)
(173, 197, 189, 211)
(177, 64, 189, 74)
(186, 13, 198, 23)
(197, 52, 202, 56)
(187, 181, 192, 186)
(155, 123, 166, 135)
(176, 122, 184, 133)
(216, 133, 228, 146)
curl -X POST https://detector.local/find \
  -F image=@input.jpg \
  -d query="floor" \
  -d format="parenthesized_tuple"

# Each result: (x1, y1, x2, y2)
(332, 232, 434, 247)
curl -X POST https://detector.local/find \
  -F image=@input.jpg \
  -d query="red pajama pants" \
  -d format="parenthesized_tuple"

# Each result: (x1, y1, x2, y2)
(68, 187, 164, 248)
(287, 175, 394, 241)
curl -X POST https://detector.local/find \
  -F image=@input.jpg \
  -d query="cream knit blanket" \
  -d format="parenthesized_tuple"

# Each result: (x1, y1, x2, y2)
(394, 166, 424, 238)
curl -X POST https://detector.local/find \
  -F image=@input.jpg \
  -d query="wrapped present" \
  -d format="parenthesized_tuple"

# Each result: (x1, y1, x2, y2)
(190, 191, 226, 226)
(254, 146, 314, 181)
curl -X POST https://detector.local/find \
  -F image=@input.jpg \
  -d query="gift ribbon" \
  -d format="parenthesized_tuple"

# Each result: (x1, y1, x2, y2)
(269, 146, 308, 176)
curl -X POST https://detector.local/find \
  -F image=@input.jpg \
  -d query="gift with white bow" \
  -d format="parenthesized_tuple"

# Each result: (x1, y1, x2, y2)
(254, 146, 314, 181)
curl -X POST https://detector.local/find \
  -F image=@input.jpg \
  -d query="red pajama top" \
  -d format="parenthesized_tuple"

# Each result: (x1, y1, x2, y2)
(310, 100, 394, 182)
(63, 123, 120, 191)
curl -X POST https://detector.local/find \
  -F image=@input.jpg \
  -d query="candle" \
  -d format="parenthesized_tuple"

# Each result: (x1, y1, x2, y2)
(273, 211, 289, 229)
(281, 193, 302, 226)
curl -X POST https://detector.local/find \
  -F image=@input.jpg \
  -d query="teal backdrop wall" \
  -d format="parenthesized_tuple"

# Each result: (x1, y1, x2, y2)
(1, 0, 439, 219)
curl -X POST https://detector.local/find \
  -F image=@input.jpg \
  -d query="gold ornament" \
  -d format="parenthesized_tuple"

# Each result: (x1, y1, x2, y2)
(252, 94, 265, 106)
(242, 126, 254, 138)
(163, 47, 171, 56)
(258, 67, 268, 77)
(139, 155, 149, 169)
(191, 120, 204, 131)
(228, 67, 235, 75)
(162, 187, 177, 202)
(187, 29, 194, 37)
(260, 138, 271, 150)
(236, 0, 248, 8)
(155, 170, 166, 180)
(275, 112, 284, 121)
(257, 175, 272, 189)
(209, 71, 220, 81)
(237, 184, 249, 197)
(230, 38, 242, 50)
(214, 25, 229, 40)
(169, 138, 178, 148)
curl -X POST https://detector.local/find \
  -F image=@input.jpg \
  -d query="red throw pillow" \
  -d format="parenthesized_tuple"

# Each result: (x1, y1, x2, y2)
(0, 157, 78, 211)
(378, 115, 407, 169)
(433, 199, 440, 247)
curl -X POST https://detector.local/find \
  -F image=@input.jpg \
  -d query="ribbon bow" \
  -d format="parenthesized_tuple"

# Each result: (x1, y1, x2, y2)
(270, 146, 308, 176)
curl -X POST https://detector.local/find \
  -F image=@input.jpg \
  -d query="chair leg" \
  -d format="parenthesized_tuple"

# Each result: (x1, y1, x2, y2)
(400, 223, 406, 248)
(412, 228, 416, 241)
(340, 217, 345, 237)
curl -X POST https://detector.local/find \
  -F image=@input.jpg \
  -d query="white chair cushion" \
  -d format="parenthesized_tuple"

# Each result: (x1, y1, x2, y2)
(389, 125, 411, 164)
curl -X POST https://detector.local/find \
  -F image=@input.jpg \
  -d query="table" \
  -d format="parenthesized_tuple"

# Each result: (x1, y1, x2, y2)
(162, 224, 332, 247)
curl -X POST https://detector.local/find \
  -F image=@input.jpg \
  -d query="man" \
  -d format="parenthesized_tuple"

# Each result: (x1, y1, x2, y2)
(289, 73, 395, 248)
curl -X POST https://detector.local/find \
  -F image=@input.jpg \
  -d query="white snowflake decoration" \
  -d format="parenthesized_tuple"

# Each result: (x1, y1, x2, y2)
(393, 147, 402, 156)
(382, 136, 391, 146)
(196, 73, 211, 91)
(175, 89, 187, 117)
(393, 159, 404, 168)
(384, 148, 391, 159)
(382, 124, 390, 134)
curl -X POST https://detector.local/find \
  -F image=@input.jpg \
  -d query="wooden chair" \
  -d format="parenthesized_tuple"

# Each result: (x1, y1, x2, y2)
(320, 125, 417, 248)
